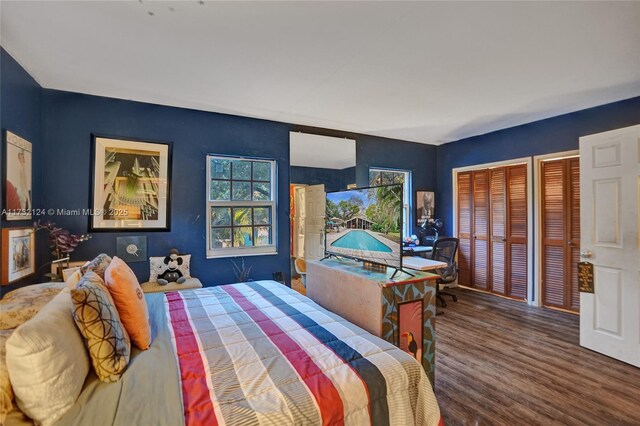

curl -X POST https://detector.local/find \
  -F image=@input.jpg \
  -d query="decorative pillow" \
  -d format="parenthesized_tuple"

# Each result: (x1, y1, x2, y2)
(0, 282, 66, 330)
(71, 271, 131, 383)
(65, 269, 83, 290)
(149, 254, 191, 282)
(0, 329, 14, 425)
(80, 253, 113, 279)
(104, 257, 151, 350)
(6, 289, 90, 426)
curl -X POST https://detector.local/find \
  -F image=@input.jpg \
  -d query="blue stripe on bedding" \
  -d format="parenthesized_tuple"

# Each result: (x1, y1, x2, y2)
(245, 281, 391, 426)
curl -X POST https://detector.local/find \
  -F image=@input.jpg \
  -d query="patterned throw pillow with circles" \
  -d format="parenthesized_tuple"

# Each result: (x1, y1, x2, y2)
(149, 254, 191, 282)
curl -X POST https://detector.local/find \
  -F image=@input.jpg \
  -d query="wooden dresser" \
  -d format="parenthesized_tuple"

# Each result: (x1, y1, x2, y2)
(306, 258, 439, 385)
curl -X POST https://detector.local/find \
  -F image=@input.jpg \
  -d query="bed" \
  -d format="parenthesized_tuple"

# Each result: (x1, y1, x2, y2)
(7, 280, 441, 426)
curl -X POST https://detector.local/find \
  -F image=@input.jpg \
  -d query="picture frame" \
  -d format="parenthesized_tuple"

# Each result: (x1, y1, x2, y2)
(398, 298, 424, 362)
(415, 190, 435, 226)
(1, 227, 36, 284)
(3, 130, 33, 221)
(90, 134, 172, 231)
(116, 236, 148, 262)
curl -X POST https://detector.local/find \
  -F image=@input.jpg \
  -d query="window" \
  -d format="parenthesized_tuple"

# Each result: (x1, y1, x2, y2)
(369, 168, 412, 239)
(207, 155, 277, 258)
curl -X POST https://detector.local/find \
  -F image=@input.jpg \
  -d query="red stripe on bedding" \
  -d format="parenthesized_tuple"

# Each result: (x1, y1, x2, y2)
(166, 292, 218, 426)
(223, 286, 345, 426)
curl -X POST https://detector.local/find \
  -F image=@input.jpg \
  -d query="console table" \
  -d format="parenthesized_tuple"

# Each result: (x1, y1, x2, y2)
(306, 258, 439, 385)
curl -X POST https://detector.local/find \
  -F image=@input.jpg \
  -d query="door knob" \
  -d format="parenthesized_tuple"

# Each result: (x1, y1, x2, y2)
(580, 250, 593, 259)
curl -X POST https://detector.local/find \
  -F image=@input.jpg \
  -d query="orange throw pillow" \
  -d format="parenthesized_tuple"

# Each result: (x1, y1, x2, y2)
(104, 257, 151, 350)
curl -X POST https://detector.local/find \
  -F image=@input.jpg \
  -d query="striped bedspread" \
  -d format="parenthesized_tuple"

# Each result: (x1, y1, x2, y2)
(165, 280, 442, 426)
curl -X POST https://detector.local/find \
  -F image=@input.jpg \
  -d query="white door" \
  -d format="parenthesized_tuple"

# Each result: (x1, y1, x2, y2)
(579, 124, 639, 367)
(304, 184, 326, 261)
(292, 186, 306, 259)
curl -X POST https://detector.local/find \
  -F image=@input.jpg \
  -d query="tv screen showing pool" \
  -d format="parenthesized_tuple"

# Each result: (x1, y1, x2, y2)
(325, 184, 403, 269)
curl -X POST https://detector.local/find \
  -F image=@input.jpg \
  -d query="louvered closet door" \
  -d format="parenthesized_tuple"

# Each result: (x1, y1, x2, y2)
(567, 158, 580, 312)
(506, 165, 528, 300)
(457, 172, 473, 286)
(490, 168, 506, 295)
(541, 158, 580, 312)
(472, 170, 490, 290)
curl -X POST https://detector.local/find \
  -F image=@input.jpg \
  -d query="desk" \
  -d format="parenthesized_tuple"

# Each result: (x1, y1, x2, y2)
(402, 256, 447, 271)
(307, 258, 438, 385)
(402, 246, 432, 258)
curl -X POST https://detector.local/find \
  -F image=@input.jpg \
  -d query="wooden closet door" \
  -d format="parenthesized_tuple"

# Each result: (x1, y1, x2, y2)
(472, 170, 490, 290)
(489, 168, 506, 295)
(457, 172, 473, 286)
(541, 158, 580, 312)
(506, 164, 528, 299)
(567, 158, 580, 311)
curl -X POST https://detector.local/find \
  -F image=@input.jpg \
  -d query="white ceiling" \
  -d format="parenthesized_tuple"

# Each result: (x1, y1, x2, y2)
(290, 132, 356, 169)
(1, 1, 639, 145)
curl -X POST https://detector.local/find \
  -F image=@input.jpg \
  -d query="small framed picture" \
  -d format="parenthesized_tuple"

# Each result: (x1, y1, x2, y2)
(116, 236, 148, 263)
(90, 135, 172, 231)
(3, 131, 33, 221)
(415, 190, 435, 226)
(1, 227, 36, 284)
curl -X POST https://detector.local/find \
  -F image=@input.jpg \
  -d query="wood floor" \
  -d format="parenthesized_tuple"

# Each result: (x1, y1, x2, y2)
(435, 288, 640, 425)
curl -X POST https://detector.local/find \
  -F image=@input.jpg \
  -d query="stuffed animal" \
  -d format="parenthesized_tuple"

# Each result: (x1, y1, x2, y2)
(157, 248, 187, 285)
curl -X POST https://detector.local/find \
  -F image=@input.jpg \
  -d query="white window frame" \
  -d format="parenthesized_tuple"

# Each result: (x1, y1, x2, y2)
(206, 155, 278, 258)
(368, 167, 412, 239)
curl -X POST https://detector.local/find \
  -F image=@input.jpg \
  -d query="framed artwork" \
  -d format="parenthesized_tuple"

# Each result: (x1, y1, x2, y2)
(3, 131, 33, 221)
(116, 236, 147, 262)
(398, 299, 423, 362)
(90, 135, 172, 231)
(1, 227, 36, 284)
(415, 190, 435, 226)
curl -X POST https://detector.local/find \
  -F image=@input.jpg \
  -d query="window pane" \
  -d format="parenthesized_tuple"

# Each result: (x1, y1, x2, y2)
(211, 227, 232, 248)
(254, 226, 272, 246)
(232, 181, 251, 200)
(233, 207, 252, 225)
(211, 207, 231, 226)
(253, 182, 271, 200)
(232, 160, 251, 180)
(253, 161, 271, 181)
(254, 207, 271, 225)
(381, 172, 396, 185)
(210, 180, 230, 200)
(393, 172, 405, 184)
(369, 171, 380, 186)
(211, 158, 230, 179)
(233, 227, 253, 247)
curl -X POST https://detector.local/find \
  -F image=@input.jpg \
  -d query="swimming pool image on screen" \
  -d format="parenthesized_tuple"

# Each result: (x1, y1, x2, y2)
(325, 184, 403, 268)
(330, 230, 393, 253)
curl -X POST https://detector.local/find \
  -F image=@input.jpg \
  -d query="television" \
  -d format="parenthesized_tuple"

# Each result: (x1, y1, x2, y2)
(325, 184, 404, 272)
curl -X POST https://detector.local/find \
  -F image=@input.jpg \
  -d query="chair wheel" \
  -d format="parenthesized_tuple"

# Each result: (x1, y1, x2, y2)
(452, 295, 458, 302)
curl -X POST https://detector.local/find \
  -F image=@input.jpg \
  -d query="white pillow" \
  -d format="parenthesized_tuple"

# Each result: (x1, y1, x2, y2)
(6, 288, 90, 426)
(149, 254, 191, 282)
(64, 268, 83, 290)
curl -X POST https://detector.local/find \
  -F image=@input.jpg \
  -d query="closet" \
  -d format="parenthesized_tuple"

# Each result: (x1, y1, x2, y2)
(457, 163, 528, 300)
(540, 157, 580, 312)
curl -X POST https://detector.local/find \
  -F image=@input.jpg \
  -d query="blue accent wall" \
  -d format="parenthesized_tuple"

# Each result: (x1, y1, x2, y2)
(356, 135, 437, 235)
(0, 48, 45, 295)
(290, 166, 355, 192)
(436, 97, 640, 236)
(41, 89, 292, 287)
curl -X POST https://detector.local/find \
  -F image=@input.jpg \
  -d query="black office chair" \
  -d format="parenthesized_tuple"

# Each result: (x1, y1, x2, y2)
(430, 237, 459, 308)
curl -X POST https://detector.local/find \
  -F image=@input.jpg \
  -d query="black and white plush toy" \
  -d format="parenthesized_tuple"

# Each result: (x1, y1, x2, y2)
(157, 248, 187, 285)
